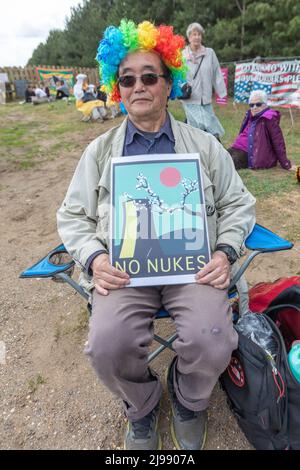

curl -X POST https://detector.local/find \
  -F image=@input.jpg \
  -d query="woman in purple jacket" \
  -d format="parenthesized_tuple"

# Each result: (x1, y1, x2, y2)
(228, 90, 292, 170)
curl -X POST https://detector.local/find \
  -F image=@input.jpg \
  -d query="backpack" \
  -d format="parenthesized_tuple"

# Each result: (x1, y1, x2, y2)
(249, 277, 300, 350)
(220, 283, 300, 450)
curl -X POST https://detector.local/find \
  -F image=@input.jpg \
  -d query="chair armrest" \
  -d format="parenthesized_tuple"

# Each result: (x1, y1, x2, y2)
(229, 224, 293, 292)
(245, 223, 293, 252)
(19, 244, 75, 278)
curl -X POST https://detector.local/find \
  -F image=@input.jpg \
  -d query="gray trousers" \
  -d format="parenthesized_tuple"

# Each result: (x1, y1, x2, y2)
(85, 283, 238, 421)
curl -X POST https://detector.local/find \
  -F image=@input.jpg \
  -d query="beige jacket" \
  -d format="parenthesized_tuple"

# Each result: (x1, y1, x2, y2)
(57, 113, 256, 287)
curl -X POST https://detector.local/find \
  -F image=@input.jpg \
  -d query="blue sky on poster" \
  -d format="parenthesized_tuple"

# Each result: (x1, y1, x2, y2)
(0, 0, 83, 66)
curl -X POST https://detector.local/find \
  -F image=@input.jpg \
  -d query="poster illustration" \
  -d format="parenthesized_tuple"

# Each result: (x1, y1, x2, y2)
(110, 154, 211, 287)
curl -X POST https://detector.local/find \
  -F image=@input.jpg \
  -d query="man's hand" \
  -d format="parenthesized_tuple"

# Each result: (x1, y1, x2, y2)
(195, 251, 230, 289)
(91, 253, 130, 296)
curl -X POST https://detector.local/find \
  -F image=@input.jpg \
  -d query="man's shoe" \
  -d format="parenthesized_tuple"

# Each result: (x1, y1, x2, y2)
(124, 403, 161, 450)
(166, 357, 207, 450)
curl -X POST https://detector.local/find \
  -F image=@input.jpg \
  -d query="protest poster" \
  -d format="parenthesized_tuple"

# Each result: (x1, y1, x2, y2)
(234, 60, 300, 108)
(110, 154, 211, 287)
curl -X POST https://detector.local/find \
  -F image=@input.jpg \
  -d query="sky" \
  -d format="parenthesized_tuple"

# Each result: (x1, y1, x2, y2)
(0, 0, 83, 67)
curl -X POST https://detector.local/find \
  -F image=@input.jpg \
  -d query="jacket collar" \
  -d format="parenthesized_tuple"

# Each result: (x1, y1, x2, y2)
(245, 106, 279, 122)
(111, 116, 128, 157)
(111, 111, 187, 156)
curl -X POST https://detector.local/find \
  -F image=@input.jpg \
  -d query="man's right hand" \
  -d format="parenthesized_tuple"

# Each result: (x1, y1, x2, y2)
(91, 253, 130, 296)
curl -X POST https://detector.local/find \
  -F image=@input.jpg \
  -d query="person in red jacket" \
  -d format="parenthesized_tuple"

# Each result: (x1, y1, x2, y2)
(228, 90, 293, 171)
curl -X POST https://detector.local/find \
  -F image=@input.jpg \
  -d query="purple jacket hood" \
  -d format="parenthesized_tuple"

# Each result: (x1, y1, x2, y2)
(241, 108, 280, 131)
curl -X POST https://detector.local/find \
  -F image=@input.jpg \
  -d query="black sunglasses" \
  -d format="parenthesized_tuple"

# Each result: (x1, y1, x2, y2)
(118, 73, 167, 88)
(249, 102, 264, 108)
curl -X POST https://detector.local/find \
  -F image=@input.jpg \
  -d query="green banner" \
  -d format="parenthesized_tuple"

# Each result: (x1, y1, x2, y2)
(36, 68, 75, 95)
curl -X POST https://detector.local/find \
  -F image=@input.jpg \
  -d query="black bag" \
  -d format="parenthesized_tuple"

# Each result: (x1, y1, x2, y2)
(220, 286, 300, 450)
(180, 82, 192, 100)
(180, 56, 204, 100)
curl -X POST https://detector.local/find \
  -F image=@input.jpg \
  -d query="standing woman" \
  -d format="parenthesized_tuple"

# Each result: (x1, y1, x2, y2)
(182, 23, 226, 139)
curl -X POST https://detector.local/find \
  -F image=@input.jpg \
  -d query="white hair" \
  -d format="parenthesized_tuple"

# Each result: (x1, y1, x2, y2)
(249, 89, 268, 104)
(186, 22, 205, 39)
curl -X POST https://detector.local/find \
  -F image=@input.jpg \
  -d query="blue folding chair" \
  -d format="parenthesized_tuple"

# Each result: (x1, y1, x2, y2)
(20, 223, 293, 362)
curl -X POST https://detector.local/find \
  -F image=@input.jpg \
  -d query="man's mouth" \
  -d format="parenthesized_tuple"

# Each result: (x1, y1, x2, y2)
(132, 98, 151, 103)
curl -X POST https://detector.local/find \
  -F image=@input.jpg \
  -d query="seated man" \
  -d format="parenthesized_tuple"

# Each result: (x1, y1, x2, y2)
(40, 81, 51, 98)
(57, 19, 256, 450)
(228, 90, 292, 170)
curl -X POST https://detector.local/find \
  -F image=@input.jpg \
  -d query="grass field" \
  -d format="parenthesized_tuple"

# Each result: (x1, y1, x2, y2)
(0, 100, 83, 170)
(0, 97, 299, 239)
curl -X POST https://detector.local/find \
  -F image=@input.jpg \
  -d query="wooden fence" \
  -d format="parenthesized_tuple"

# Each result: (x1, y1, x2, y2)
(0, 65, 99, 85)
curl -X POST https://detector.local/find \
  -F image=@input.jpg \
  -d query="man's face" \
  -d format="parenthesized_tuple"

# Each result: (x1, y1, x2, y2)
(118, 51, 172, 123)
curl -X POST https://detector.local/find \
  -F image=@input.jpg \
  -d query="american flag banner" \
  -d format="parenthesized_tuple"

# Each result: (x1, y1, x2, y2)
(234, 60, 300, 108)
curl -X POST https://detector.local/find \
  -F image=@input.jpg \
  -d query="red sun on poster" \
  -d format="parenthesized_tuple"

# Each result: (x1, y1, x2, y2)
(160, 167, 181, 187)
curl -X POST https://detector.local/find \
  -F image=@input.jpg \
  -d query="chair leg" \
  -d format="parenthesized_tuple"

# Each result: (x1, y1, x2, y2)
(148, 333, 178, 363)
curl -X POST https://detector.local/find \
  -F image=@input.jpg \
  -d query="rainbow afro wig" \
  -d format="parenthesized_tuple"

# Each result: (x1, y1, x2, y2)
(96, 19, 187, 104)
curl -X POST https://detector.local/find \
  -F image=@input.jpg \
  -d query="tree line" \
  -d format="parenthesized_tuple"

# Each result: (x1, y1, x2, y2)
(28, 0, 300, 68)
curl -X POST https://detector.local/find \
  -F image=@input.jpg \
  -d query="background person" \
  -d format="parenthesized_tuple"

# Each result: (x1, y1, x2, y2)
(31, 84, 49, 105)
(24, 84, 35, 103)
(228, 90, 292, 170)
(40, 81, 51, 98)
(181, 22, 226, 140)
(83, 83, 97, 100)
(55, 80, 70, 100)
(96, 84, 107, 103)
(73, 73, 106, 122)
(95, 83, 120, 119)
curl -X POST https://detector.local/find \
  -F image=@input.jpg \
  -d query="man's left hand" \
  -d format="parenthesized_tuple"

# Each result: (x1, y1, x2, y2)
(195, 251, 230, 289)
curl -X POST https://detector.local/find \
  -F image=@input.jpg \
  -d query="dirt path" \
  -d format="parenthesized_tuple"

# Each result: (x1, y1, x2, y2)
(1, 118, 299, 450)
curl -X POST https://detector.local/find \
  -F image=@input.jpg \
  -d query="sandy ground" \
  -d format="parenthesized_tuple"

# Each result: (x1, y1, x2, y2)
(1, 117, 299, 450)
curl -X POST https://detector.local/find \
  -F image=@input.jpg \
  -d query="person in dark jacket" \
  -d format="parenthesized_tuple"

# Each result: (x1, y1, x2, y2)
(24, 84, 35, 103)
(40, 81, 51, 98)
(228, 90, 292, 170)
